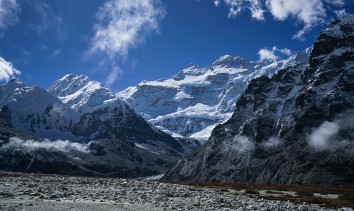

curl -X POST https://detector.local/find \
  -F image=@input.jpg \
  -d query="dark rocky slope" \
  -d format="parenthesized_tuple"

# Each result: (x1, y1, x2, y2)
(0, 77, 199, 177)
(163, 15, 354, 184)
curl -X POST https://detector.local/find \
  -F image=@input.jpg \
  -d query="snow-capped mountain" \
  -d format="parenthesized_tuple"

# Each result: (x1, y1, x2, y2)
(0, 76, 199, 177)
(49, 74, 115, 114)
(163, 15, 354, 184)
(0, 79, 79, 140)
(118, 48, 311, 142)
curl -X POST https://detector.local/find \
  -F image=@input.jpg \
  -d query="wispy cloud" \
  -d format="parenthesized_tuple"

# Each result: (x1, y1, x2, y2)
(214, 0, 346, 40)
(258, 46, 292, 61)
(89, 0, 165, 59)
(26, 1, 65, 40)
(220, 0, 265, 20)
(0, 56, 21, 82)
(105, 66, 121, 87)
(334, 9, 348, 18)
(49, 49, 61, 59)
(87, 0, 165, 87)
(261, 136, 282, 148)
(0, 0, 21, 37)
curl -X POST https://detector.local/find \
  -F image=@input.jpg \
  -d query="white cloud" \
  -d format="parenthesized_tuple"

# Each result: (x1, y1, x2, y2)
(214, 0, 346, 39)
(0, 0, 20, 37)
(267, 0, 324, 23)
(105, 67, 121, 87)
(307, 112, 354, 155)
(308, 121, 339, 151)
(261, 136, 282, 148)
(2, 137, 89, 153)
(258, 46, 292, 61)
(258, 48, 278, 61)
(89, 0, 165, 59)
(214, 0, 221, 7)
(87, 0, 165, 88)
(232, 135, 255, 152)
(267, 0, 328, 40)
(279, 48, 291, 56)
(249, 0, 265, 20)
(223, 0, 265, 20)
(0, 56, 21, 81)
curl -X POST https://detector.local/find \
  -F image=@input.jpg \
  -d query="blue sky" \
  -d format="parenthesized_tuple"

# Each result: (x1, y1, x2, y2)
(0, 0, 352, 92)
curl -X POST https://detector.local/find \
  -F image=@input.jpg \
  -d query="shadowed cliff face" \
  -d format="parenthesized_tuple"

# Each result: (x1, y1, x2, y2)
(163, 15, 354, 184)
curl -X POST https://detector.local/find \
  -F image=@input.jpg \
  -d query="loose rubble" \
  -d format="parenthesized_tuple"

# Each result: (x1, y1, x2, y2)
(0, 172, 351, 211)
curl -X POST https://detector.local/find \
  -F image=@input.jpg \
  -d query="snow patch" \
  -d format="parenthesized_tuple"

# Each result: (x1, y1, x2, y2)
(135, 143, 160, 155)
(190, 125, 217, 143)
(173, 91, 193, 101)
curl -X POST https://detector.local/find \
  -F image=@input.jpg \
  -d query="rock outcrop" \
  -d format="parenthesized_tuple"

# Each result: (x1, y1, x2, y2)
(163, 15, 354, 184)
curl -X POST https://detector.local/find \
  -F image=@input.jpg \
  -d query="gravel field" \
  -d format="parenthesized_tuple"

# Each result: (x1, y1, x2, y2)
(0, 172, 352, 211)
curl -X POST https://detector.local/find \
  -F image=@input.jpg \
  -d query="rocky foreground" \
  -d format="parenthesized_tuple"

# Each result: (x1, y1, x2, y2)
(0, 172, 352, 211)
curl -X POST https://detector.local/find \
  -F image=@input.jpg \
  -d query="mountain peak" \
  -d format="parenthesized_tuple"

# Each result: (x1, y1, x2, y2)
(118, 48, 308, 142)
(57, 73, 96, 87)
(2, 79, 29, 94)
(61, 73, 87, 81)
(310, 14, 354, 67)
(49, 73, 114, 113)
(7, 78, 23, 86)
(185, 63, 199, 69)
(322, 15, 354, 38)
(212, 55, 249, 67)
(287, 46, 312, 64)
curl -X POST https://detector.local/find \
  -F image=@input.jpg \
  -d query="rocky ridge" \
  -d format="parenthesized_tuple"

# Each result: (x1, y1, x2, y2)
(162, 15, 354, 184)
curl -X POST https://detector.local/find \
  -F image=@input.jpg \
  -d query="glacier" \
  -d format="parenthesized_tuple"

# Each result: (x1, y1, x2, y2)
(118, 48, 312, 143)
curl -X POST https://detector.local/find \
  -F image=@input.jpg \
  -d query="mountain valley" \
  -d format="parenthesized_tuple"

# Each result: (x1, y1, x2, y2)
(0, 15, 353, 187)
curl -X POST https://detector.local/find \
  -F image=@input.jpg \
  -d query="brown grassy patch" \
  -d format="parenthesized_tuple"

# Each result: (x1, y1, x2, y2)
(161, 180, 354, 208)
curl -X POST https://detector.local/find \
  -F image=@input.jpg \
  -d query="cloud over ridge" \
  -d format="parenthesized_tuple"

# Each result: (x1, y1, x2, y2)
(258, 46, 291, 61)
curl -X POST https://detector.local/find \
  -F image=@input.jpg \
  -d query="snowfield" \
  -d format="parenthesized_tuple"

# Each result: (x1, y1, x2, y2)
(118, 49, 312, 143)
